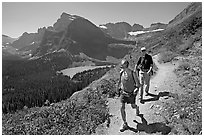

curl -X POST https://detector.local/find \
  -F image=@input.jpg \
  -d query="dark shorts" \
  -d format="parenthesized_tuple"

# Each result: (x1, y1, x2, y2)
(120, 93, 136, 104)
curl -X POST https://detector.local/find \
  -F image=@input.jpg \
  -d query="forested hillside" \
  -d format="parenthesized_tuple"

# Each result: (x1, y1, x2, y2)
(2, 55, 112, 113)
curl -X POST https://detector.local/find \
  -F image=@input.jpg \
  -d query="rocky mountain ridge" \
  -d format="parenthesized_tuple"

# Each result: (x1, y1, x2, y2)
(99, 22, 167, 39)
(34, 17, 135, 60)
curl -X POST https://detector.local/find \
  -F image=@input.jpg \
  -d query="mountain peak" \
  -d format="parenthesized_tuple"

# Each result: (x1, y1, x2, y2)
(53, 12, 80, 31)
(132, 23, 144, 31)
(61, 12, 71, 17)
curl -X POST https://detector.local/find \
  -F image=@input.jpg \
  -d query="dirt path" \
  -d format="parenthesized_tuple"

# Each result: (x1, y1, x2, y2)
(95, 54, 183, 135)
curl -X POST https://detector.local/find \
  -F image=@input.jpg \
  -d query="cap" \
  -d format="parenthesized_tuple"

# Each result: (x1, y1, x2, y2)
(121, 59, 129, 66)
(141, 47, 146, 51)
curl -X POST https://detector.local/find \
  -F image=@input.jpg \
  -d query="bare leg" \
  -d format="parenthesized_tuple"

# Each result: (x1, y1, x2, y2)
(144, 73, 151, 94)
(120, 103, 126, 123)
(139, 72, 144, 101)
(120, 103, 128, 131)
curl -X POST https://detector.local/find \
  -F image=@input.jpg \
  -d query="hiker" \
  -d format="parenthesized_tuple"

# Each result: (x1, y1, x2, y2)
(134, 47, 153, 103)
(117, 59, 141, 132)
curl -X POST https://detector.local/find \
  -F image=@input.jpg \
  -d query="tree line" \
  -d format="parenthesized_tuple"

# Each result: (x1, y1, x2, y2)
(2, 58, 111, 113)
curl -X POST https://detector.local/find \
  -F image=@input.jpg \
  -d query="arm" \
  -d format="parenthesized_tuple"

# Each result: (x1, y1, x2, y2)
(117, 70, 123, 96)
(132, 71, 140, 88)
(134, 57, 141, 75)
(132, 71, 140, 95)
(147, 56, 153, 74)
(147, 64, 153, 73)
(134, 64, 139, 77)
(117, 76, 121, 90)
(136, 57, 141, 69)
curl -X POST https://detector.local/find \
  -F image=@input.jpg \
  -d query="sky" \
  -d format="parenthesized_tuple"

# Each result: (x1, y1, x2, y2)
(2, 1, 191, 38)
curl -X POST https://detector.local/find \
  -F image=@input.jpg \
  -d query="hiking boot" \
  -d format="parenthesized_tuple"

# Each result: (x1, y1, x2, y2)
(136, 105, 140, 116)
(140, 99, 145, 104)
(120, 122, 129, 132)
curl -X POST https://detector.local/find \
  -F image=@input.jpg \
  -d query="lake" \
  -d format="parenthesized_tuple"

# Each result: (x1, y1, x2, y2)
(60, 65, 111, 78)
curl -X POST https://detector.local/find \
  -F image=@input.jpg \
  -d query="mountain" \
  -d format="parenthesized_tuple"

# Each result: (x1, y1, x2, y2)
(9, 12, 166, 60)
(2, 35, 22, 60)
(10, 13, 80, 54)
(99, 22, 132, 39)
(10, 28, 45, 51)
(10, 13, 135, 61)
(100, 22, 167, 39)
(53, 12, 80, 31)
(132, 23, 144, 31)
(2, 35, 17, 45)
(144, 23, 167, 31)
(34, 17, 135, 60)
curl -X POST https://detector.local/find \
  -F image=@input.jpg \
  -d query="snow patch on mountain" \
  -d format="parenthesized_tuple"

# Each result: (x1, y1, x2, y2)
(128, 28, 164, 36)
(99, 25, 107, 29)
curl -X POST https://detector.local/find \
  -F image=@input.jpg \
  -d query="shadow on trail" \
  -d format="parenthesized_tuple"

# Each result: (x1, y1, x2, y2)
(141, 91, 178, 103)
(128, 114, 171, 135)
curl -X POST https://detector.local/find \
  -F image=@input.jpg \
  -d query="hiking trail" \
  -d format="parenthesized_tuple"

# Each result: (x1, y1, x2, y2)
(94, 54, 183, 135)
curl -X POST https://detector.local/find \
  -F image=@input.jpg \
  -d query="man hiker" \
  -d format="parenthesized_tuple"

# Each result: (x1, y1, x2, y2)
(117, 59, 141, 132)
(134, 47, 153, 103)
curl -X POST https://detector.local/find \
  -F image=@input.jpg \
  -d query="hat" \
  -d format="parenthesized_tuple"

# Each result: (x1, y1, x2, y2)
(121, 59, 129, 67)
(141, 47, 146, 51)
(121, 59, 128, 65)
